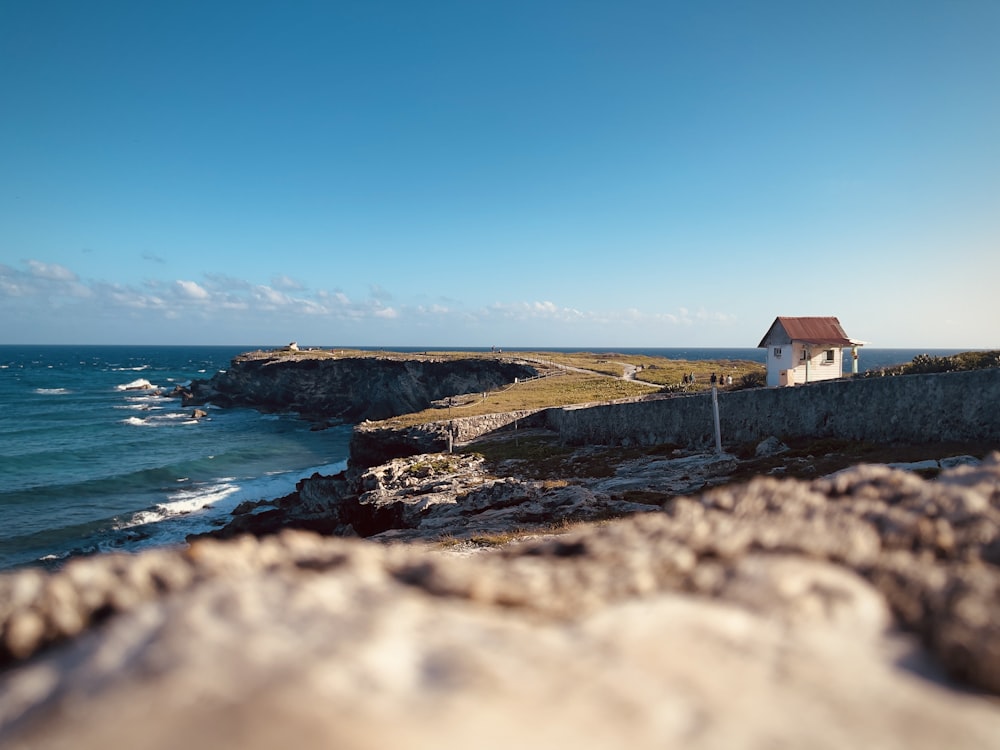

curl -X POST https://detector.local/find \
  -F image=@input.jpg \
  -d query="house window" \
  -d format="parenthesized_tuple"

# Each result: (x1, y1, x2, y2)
(800, 349, 808, 361)
(825, 349, 835, 363)
(773, 347, 782, 359)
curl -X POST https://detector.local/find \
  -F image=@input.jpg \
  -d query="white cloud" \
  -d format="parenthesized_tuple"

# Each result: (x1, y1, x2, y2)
(0, 260, 90, 300)
(0, 264, 28, 296)
(1, 259, 744, 344)
(175, 280, 210, 300)
(489, 300, 586, 322)
(271, 274, 304, 291)
(296, 299, 329, 316)
(97, 282, 165, 310)
(26, 260, 77, 282)
(480, 299, 736, 333)
(253, 285, 289, 306)
(369, 284, 393, 301)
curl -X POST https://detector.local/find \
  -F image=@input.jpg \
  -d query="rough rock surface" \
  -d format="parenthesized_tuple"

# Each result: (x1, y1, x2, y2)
(199, 448, 743, 543)
(184, 354, 537, 423)
(2, 456, 1000, 749)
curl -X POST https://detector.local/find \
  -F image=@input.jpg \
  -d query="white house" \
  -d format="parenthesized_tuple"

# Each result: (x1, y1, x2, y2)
(757, 317, 864, 387)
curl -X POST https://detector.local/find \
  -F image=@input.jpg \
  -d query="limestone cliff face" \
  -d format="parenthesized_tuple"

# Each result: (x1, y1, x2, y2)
(185, 355, 537, 423)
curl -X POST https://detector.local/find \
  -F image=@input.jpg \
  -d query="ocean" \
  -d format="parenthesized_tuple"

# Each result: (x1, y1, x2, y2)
(0, 345, 352, 571)
(0, 344, 965, 571)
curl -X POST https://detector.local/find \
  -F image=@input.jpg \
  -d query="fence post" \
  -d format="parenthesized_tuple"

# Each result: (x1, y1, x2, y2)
(711, 385, 722, 454)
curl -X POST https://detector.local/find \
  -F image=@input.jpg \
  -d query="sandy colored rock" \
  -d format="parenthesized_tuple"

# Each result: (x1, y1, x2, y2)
(2, 455, 1000, 749)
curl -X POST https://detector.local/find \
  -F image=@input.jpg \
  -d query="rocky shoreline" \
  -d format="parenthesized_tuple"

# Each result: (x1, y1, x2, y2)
(2, 353, 1000, 748)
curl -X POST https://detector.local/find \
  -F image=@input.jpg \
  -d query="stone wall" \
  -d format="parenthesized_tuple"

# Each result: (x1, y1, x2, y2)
(449, 409, 548, 442)
(351, 409, 549, 468)
(546, 369, 1000, 448)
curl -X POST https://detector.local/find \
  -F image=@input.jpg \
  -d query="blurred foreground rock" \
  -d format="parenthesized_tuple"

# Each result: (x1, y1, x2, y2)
(2, 456, 1000, 749)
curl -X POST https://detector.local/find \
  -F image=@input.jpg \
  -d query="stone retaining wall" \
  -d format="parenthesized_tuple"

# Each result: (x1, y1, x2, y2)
(546, 369, 1000, 448)
(450, 409, 548, 442)
(350, 410, 549, 467)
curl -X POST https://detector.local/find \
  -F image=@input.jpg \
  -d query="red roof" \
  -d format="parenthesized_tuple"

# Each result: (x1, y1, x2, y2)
(757, 317, 856, 348)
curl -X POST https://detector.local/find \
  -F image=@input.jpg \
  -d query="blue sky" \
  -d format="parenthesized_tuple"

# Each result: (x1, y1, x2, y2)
(2, 1, 998, 348)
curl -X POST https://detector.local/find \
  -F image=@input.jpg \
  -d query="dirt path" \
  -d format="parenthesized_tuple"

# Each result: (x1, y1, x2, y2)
(522, 357, 661, 388)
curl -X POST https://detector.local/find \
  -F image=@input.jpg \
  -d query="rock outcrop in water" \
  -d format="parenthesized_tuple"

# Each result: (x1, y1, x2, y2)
(1, 457, 999, 749)
(183, 352, 538, 423)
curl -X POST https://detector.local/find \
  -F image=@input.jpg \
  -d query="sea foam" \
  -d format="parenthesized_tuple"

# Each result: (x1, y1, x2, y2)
(109, 458, 349, 551)
(116, 378, 156, 391)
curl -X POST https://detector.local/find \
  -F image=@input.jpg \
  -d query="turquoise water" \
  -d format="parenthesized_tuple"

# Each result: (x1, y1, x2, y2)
(0, 344, 964, 570)
(0, 346, 351, 570)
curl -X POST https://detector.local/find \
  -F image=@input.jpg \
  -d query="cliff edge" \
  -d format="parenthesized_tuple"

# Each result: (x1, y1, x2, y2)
(183, 352, 538, 423)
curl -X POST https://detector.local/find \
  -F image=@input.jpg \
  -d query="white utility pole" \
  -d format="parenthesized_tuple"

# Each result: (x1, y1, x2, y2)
(711, 384, 722, 454)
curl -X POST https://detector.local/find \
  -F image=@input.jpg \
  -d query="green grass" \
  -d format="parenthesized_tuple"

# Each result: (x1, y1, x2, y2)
(516, 351, 765, 386)
(404, 457, 463, 477)
(517, 351, 631, 376)
(631, 357, 764, 387)
(381, 372, 660, 428)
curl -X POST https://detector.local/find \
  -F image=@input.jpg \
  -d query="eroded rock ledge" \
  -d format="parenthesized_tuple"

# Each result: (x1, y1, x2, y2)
(1, 456, 999, 749)
(201, 446, 744, 542)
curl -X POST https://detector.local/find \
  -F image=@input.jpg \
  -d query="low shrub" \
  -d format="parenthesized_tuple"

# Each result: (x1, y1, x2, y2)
(864, 350, 1000, 377)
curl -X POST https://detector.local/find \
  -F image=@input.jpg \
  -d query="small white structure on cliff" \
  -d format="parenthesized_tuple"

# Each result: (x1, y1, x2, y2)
(758, 316, 863, 387)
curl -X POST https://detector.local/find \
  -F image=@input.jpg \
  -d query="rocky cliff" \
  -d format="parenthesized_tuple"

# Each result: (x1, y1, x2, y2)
(183, 353, 538, 423)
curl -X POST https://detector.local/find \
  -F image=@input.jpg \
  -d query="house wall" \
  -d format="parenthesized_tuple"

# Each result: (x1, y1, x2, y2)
(765, 341, 843, 386)
(764, 343, 788, 386)
(762, 331, 793, 387)
(782, 344, 842, 386)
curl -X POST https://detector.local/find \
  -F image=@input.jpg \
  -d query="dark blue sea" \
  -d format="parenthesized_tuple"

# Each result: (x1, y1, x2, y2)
(0, 345, 964, 571)
(0, 346, 352, 571)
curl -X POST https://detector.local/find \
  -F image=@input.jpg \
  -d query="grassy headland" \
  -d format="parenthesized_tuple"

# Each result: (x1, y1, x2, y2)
(234, 346, 768, 429)
(380, 371, 659, 428)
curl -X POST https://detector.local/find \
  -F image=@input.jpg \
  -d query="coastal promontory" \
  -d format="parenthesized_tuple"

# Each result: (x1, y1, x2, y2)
(182, 349, 539, 423)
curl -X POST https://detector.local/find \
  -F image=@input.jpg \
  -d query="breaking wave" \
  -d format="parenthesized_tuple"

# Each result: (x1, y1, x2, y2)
(106, 458, 348, 552)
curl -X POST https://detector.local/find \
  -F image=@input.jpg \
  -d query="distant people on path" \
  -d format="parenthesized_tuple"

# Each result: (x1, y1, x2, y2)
(710, 373, 718, 386)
